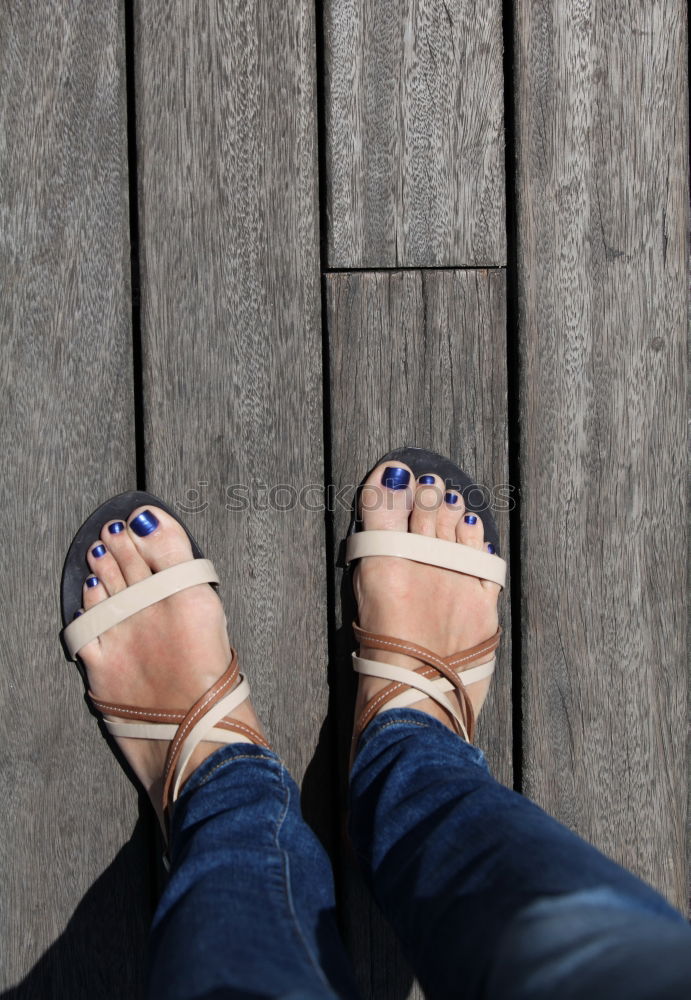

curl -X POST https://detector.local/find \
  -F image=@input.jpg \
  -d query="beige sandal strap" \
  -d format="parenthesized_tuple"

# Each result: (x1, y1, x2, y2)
(345, 530, 506, 588)
(351, 626, 502, 743)
(63, 558, 219, 657)
(385, 657, 496, 712)
(95, 700, 265, 747)
(170, 676, 255, 803)
(159, 651, 263, 814)
(104, 720, 253, 745)
(353, 654, 471, 740)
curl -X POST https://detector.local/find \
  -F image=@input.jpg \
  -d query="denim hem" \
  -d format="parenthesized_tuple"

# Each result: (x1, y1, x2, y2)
(175, 741, 283, 803)
(354, 705, 488, 766)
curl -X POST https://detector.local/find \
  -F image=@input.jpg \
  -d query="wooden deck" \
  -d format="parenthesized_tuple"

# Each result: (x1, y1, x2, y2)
(1, 2, 688, 996)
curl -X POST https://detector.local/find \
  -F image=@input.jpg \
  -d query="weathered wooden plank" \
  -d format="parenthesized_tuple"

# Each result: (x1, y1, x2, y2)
(515, 0, 688, 910)
(323, 0, 506, 268)
(0, 3, 150, 996)
(327, 268, 511, 996)
(134, 3, 326, 788)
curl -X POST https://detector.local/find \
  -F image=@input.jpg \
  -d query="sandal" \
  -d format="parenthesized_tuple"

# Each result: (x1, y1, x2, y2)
(59, 491, 268, 845)
(343, 447, 507, 745)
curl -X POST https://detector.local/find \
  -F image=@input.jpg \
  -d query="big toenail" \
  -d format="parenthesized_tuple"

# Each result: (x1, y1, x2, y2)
(419, 475, 436, 485)
(130, 510, 159, 536)
(73, 610, 83, 619)
(381, 467, 410, 490)
(487, 542, 496, 554)
(464, 514, 478, 524)
(444, 492, 459, 505)
(86, 576, 99, 588)
(108, 521, 125, 534)
(92, 544, 106, 558)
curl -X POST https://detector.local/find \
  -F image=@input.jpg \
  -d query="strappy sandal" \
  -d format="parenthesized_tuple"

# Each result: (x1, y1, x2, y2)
(343, 447, 508, 746)
(59, 491, 269, 851)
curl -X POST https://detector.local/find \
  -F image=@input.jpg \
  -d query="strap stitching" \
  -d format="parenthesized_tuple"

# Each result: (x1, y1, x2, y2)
(353, 643, 469, 728)
(355, 675, 467, 740)
(220, 719, 264, 741)
(445, 640, 499, 668)
(162, 670, 238, 785)
(94, 707, 265, 745)
(353, 629, 501, 741)
(94, 684, 267, 749)
(354, 627, 500, 668)
(92, 703, 183, 721)
(357, 680, 407, 719)
(353, 657, 493, 732)
(355, 635, 449, 671)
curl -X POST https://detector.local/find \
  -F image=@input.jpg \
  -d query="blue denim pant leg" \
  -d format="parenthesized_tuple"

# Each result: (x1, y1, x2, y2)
(348, 709, 691, 1000)
(148, 743, 360, 1000)
(485, 886, 691, 999)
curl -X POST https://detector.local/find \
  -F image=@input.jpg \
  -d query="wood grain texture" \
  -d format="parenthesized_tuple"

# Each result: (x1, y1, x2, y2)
(323, 0, 506, 268)
(0, 3, 150, 996)
(514, 0, 689, 910)
(327, 269, 511, 997)
(134, 2, 326, 787)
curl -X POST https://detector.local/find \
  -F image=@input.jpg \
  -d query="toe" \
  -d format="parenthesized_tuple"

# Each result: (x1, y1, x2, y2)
(78, 573, 107, 663)
(359, 462, 414, 532)
(481, 539, 503, 594)
(409, 474, 444, 536)
(83, 573, 107, 609)
(456, 509, 485, 549)
(124, 504, 228, 664)
(86, 540, 127, 595)
(126, 505, 194, 571)
(436, 489, 464, 541)
(102, 518, 151, 586)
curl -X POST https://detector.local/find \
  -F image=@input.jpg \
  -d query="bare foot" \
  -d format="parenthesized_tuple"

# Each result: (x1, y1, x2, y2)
(353, 462, 501, 739)
(75, 506, 265, 830)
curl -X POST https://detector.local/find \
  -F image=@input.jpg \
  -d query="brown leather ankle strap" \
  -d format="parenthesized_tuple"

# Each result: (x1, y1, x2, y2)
(352, 624, 502, 743)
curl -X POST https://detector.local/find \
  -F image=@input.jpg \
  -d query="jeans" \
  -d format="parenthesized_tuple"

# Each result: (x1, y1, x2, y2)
(148, 709, 691, 999)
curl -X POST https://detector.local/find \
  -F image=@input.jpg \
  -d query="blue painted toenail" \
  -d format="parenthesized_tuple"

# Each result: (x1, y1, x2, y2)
(464, 514, 478, 525)
(444, 492, 459, 505)
(418, 475, 436, 485)
(86, 576, 99, 588)
(381, 467, 410, 490)
(73, 609, 83, 619)
(108, 521, 125, 534)
(130, 510, 159, 536)
(92, 544, 106, 558)
(487, 542, 496, 554)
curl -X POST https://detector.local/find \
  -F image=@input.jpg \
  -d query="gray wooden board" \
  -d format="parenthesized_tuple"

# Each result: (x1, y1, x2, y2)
(323, 0, 506, 269)
(514, 0, 689, 911)
(327, 268, 511, 997)
(0, 3, 151, 997)
(134, 1, 327, 797)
